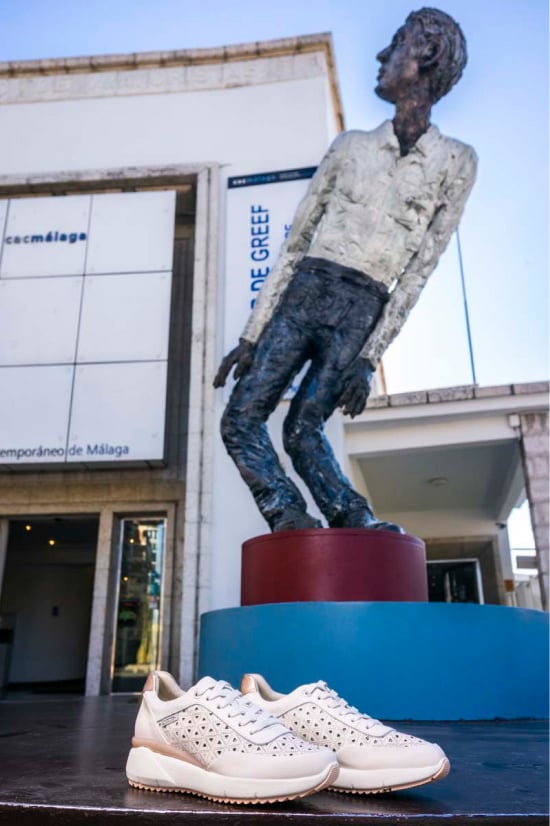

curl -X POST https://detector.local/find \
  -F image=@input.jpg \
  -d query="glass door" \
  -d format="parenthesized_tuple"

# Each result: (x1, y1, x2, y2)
(427, 559, 484, 604)
(111, 517, 165, 692)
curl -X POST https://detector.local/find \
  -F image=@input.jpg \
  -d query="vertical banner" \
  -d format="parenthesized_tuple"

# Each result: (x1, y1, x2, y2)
(220, 165, 344, 524)
(223, 168, 316, 368)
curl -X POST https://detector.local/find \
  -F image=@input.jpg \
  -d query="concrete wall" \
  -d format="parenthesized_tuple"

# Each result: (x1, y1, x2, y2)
(519, 412, 549, 608)
(376, 508, 500, 541)
(0, 57, 335, 176)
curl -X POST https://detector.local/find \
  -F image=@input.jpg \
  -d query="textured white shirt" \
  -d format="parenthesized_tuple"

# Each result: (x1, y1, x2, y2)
(242, 120, 477, 367)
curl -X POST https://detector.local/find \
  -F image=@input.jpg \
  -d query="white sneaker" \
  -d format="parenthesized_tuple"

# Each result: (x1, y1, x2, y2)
(126, 671, 339, 803)
(241, 674, 450, 794)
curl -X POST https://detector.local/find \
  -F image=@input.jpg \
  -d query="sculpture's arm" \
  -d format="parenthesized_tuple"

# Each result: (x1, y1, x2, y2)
(361, 145, 478, 369)
(240, 133, 346, 345)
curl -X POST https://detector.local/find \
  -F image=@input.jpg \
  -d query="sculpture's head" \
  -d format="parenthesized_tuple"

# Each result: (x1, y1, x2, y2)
(376, 7, 467, 105)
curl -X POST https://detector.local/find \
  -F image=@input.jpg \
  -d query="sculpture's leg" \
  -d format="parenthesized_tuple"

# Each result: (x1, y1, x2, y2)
(282, 356, 371, 525)
(282, 283, 403, 532)
(220, 312, 321, 532)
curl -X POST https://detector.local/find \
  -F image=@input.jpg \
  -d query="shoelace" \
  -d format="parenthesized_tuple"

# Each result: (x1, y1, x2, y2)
(194, 680, 282, 735)
(304, 680, 382, 729)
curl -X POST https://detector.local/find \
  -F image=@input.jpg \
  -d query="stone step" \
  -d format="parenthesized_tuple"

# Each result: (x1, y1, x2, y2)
(0, 696, 547, 825)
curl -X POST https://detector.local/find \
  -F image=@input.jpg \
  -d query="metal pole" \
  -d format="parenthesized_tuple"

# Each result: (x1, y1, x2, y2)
(456, 229, 477, 386)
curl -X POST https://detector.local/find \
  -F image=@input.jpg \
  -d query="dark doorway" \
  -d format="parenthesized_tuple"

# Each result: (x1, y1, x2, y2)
(0, 516, 98, 695)
(427, 559, 483, 604)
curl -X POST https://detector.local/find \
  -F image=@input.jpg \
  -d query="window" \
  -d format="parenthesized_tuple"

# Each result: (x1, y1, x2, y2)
(112, 517, 165, 692)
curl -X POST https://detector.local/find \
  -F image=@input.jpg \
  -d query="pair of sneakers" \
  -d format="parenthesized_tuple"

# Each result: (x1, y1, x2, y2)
(126, 671, 449, 804)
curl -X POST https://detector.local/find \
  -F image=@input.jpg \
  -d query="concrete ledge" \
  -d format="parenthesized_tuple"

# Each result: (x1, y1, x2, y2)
(367, 381, 549, 410)
(199, 602, 549, 720)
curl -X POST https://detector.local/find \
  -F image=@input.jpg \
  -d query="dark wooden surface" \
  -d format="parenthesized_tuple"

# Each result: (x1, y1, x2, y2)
(0, 695, 547, 824)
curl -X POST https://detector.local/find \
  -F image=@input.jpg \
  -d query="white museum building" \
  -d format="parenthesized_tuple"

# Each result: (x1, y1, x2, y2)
(0, 34, 547, 695)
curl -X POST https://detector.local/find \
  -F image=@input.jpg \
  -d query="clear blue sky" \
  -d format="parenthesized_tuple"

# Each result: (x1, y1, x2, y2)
(1, 0, 548, 391)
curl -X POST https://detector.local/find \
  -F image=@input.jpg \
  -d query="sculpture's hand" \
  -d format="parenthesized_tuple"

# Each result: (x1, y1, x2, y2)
(213, 338, 255, 388)
(338, 357, 373, 418)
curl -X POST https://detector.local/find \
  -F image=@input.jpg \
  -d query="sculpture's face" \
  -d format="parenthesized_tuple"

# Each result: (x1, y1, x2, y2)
(375, 20, 426, 103)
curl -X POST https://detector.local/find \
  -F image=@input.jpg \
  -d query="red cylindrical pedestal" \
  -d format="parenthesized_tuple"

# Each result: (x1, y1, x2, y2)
(241, 528, 427, 605)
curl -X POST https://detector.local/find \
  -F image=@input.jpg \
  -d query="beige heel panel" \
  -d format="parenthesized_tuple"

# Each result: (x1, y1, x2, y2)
(131, 737, 203, 768)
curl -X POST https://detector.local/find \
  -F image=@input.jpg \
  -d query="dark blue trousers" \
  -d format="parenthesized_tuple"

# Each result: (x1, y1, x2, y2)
(221, 258, 387, 529)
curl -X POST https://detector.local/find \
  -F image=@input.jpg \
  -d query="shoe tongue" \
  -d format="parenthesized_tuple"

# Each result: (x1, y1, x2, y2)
(192, 675, 224, 693)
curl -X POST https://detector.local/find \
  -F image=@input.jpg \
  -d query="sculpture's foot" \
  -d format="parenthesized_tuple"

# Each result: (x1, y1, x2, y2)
(271, 509, 322, 532)
(366, 519, 405, 534)
(331, 508, 404, 534)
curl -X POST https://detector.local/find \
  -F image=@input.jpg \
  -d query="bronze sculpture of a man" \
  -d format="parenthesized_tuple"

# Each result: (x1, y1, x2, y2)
(215, 8, 477, 533)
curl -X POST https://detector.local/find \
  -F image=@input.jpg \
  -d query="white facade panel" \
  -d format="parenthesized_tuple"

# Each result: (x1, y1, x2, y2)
(0, 79, 331, 176)
(67, 361, 167, 462)
(77, 272, 172, 363)
(0, 195, 90, 278)
(0, 191, 176, 465)
(86, 191, 176, 275)
(0, 276, 82, 366)
(0, 365, 73, 463)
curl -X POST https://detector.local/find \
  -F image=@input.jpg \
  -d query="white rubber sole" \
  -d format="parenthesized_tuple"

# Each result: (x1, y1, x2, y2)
(126, 746, 340, 804)
(329, 756, 451, 794)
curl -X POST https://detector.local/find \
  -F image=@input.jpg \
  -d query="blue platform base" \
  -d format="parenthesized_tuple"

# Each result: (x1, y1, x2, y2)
(198, 602, 549, 720)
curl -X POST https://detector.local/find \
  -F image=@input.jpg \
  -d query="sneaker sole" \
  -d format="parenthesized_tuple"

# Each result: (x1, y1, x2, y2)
(329, 756, 450, 794)
(126, 746, 339, 804)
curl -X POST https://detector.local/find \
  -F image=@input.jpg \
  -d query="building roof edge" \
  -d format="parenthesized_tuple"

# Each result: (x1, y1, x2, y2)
(0, 32, 330, 76)
(0, 32, 344, 131)
(367, 381, 550, 411)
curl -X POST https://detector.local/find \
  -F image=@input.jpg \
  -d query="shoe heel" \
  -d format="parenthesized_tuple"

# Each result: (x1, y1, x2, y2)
(126, 746, 185, 790)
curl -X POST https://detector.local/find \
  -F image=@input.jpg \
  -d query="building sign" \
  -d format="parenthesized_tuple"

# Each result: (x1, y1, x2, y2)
(0, 190, 176, 467)
(223, 167, 315, 396)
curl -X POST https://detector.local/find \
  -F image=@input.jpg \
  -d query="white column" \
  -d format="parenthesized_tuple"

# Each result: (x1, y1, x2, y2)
(0, 520, 8, 598)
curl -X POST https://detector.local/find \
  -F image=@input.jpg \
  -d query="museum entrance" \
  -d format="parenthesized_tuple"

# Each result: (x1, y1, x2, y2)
(111, 516, 166, 693)
(0, 516, 98, 695)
